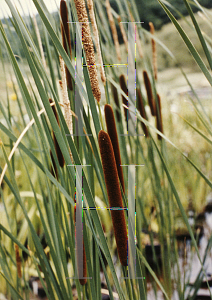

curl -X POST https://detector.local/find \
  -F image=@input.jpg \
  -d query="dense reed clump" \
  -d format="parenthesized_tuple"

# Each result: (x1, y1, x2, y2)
(137, 88, 149, 137)
(156, 93, 163, 140)
(98, 130, 127, 266)
(74, 0, 101, 102)
(60, 0, 73, 90)
(149, 22, 157, 81)
(119, 74, 128, 120)
(143, 70, 156, 116)
(49, 99, 65, 168)
(104, 104, 125, 193)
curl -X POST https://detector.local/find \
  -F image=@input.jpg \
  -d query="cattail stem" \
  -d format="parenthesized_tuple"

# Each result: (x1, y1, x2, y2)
(98, 130, 127, 266)
(156, 93, 163, 140)
(106, 0, 121, 61)
(87, 0, 106, 85)
(129, 12, 143, 58)
(119, 74, 128, 120)
(143, 70, 156, 116)
(104, 104, 125, 194)
(15, 244, 22, 278)
(137, 88, 149, 138)
(149, 22, 157, 81)
(74, 202, 87, 285)
(74, 0, 101, 102)
(60, 0, 73, 90)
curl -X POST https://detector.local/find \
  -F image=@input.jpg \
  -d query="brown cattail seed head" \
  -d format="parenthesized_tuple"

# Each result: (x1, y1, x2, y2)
(15, 244, 22, 278)
(98, 130, 127, 266)
(137, 88, 149, 138)
(156, 93, 163, 140)
(60, 0, 73, 90)
(119, 74, 128, 120)
(149, 22, 157, 81)
(143, 70, 156, 116)
(74, 0, 101, 102)
(49, 99, 65, 168)
(104, 104, 125, 194)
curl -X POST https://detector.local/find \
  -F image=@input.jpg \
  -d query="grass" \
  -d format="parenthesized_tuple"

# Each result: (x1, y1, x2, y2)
(1, 0, 212, 299)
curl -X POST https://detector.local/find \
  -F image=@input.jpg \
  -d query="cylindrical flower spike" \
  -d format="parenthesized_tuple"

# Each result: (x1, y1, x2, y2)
(119, 74, 128, 120)
(98, 130, 127, 266)
(87, 0, 106, 85)
(60, 0, 73, 90)
(104, 104, 125, 194)
(74, 0, 101, 102)
(49, 99, 65, 168)
(156, 93, 163, 140)
(137, 88, 149, 138)
(149, 22, 157, 81)
(143, 70, 156, 116)
(15, 244, 22, 278)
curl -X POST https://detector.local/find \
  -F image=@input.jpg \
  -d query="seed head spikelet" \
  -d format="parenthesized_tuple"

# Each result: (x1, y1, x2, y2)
(87, 0, 106, 85)
(60, 0, 73, 90)
(143, 70, 156, 116)
(156, 93, 163, 140)
(98, 130, 127, 266)
(104, 104, 125, 194)
(119, 74, 128, 120)
(137, 88, 149, 138)
(149, 22, 157, 81)
(74, 0, 101, 102)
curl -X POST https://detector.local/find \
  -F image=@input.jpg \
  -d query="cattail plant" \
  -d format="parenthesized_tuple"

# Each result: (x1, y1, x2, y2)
(119, 74, 128, 120)
(156, 93, 163, 140)
(87, 0, 106, 85)
(15, 243, 22, 278)
(137, 88, 149, 138)
(104, 104, 125, 193)
(118, 15, 128, 52)
(106, 0, 121, 61)
(74, 0, 101, 102)
(98, 130, 127, 266)
(149, 22, 157, 81)
(143, 70, 156, 116)
(49, 98, 65, 168)
(60, 0, 73, 90)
